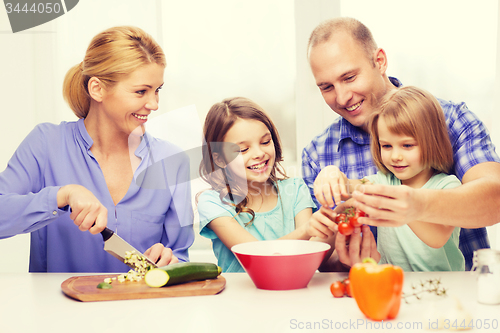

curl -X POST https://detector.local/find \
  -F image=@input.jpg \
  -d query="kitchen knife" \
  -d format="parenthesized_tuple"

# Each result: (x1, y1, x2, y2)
(100, 227, 158, 269)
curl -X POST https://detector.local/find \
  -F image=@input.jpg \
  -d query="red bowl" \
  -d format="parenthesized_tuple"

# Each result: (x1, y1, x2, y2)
(231, 240, 331, 290)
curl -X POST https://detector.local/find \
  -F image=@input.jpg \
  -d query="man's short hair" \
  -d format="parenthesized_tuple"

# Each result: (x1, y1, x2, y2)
(308, 17, 378, 66)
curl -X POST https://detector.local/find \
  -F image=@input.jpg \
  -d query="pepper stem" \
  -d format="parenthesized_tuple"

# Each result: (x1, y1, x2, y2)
(362, 257, 378, 264)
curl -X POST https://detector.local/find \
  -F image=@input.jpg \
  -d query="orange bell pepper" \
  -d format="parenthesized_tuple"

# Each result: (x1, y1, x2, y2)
(349, 258, 404, 321)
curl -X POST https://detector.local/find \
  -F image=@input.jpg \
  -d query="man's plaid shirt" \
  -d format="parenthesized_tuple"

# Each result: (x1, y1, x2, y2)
(302, 77, 500, 270)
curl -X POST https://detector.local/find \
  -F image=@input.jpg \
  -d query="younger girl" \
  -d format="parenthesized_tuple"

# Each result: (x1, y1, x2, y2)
(197, 97, 336, 272)
(313, 86, 464, 271)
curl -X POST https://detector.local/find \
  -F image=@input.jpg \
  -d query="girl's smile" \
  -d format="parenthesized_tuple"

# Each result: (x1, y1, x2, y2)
(391, 165, 408, 172)
(222, 118, 276, 188)
(248, 160, 269, 173)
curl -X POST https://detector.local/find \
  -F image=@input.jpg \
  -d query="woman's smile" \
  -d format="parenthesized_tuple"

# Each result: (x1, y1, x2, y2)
(132, 113, 149, 122)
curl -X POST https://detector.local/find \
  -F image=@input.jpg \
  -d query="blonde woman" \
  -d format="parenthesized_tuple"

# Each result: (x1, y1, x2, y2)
(0, 26, 194, 272)
(311, 86, 464, 271)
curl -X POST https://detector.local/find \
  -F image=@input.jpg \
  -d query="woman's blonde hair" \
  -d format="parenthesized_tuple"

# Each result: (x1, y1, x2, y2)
(369, 86, 454, 175)
(63, 26, 166, 118)
(199, 97, 287, 225)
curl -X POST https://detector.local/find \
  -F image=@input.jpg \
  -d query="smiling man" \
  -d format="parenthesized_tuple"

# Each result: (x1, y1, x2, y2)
(302, 17, 500, 271)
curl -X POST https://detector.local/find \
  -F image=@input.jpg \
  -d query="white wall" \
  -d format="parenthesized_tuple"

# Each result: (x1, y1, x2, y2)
(294, 0, 341, 164)
(1, 0, 499, 272)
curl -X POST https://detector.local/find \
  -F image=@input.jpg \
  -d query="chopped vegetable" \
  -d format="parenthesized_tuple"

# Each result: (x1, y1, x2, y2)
(98, 250, 155, 287)
(96, 282, 113, 289)
(123, 250, 154, 276)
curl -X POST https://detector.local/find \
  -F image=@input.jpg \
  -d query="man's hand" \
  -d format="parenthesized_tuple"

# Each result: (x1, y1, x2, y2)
(335, 224, 380, 267)
(351, 184, 424, 227)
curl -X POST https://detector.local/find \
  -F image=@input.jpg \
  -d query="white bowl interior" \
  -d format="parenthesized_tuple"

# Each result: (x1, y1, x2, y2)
(231, 240, 330, 256)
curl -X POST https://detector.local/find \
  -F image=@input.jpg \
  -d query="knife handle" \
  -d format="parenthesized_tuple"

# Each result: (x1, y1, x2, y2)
(100, 227, 114, 242)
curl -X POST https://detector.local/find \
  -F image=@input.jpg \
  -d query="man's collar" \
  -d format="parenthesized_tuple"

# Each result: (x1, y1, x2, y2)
(339, 118, 371, 146)
(389, 76, 402, 88)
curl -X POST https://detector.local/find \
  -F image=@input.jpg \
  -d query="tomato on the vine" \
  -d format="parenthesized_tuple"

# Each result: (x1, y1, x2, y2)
(355, 209, 366, 218)
(329, 279, 352, 298)
(334, 207, 366, 232)
(335, 213, 346, 224)
(350, 208, 366, 227)
(349, 215, 363, 228)
(343, 278, 352, 297)
(338, 222, 353, 236)
(330, 281, 345, 298)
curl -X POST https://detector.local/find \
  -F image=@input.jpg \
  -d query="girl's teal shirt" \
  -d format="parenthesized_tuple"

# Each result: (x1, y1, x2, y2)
(197, 178, 315, 272)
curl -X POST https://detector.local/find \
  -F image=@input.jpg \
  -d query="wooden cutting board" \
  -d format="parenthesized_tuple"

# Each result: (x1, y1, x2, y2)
(61, 274, 226, 302)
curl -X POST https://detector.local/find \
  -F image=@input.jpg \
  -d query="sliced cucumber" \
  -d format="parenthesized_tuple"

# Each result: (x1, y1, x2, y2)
(145, 262, 222, 288)
(144, 269, 170, 288)
(97, 282, 113, 289)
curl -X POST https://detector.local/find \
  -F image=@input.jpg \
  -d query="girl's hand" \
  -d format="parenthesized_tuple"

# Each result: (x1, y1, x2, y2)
(57, 184, 108, 234)
(313, 165, 350, 208)
(307, 206, 338, 238)
(144, 243, 179, 266)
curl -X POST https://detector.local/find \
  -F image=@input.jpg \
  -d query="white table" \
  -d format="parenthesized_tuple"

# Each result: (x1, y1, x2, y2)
(0, 271, 498, 333)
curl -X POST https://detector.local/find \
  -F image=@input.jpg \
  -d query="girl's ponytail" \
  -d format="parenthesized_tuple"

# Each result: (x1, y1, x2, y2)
(62, 62, 90, 119)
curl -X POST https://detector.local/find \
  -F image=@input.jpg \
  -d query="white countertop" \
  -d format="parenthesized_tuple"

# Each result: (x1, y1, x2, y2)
(0, 271, 498, 333)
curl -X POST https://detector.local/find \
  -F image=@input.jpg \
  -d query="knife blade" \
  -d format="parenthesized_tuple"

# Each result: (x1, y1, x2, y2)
(100, 227, 158, 269)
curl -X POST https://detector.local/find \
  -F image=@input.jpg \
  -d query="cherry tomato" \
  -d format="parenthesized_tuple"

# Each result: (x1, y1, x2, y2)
(338, 222, 353, 236)
(335, 213, 346, 224)
(355, 209, 366, 218)
(349, 216, 362, 228)
(343, 279, 352, 297)
(330, 281, 345, 298)
(347, 208, 365, 228)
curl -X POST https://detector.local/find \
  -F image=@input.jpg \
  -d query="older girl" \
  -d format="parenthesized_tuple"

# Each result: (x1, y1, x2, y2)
(197, 97, 341, 272)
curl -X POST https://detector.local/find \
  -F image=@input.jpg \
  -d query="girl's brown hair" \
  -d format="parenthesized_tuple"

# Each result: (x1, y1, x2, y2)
(63, 26, 166, 118)
(369, 86, 454, 175)
(199, 97, 287, 224)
